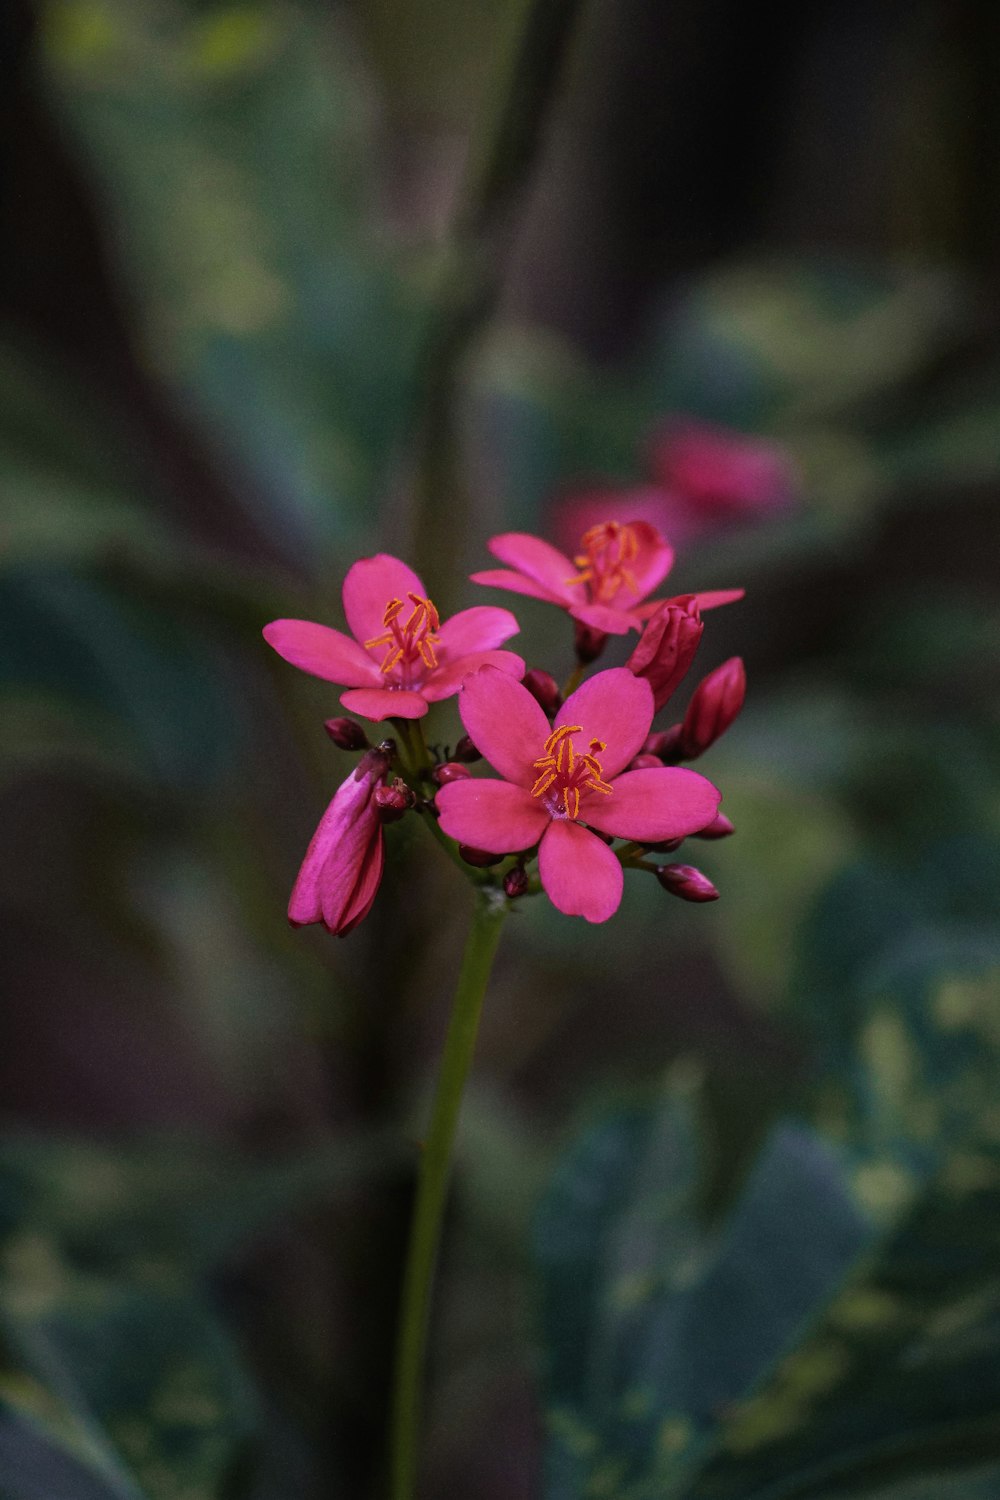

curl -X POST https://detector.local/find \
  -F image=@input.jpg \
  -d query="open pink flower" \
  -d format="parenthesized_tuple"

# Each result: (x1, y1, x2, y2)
(472, 523, 741, 635)
(436, 666, 721, 923)
(289, 746, 390, 935)
(264, 554, 524, 721)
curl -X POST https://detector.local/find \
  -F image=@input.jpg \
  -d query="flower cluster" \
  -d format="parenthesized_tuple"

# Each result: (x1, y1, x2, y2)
(265, 511, 752, 928)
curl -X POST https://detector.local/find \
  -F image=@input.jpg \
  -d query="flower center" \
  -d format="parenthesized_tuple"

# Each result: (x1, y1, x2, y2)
(566, 522, 639, 604)
(531, 724, 614, 820)
(364, 593, 441, 685)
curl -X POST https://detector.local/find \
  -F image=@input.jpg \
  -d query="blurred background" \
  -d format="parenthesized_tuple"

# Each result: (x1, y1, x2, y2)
(2, 2, 1000, 1498)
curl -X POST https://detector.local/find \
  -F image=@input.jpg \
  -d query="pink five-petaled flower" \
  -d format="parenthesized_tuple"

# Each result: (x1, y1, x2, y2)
(472, 523, 743, 636)
(264, 554, 524, 721)
(436, 666, 721, 923)
(289, 744, 391, 935)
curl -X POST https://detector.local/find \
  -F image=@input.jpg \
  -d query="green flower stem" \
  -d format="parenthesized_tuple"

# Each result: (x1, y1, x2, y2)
(389, 889, 508, 1500)
(561, 661, 586, 698)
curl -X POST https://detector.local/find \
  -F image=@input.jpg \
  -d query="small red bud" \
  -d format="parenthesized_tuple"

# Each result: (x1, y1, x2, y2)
(643, 725, 684, 763)
(644, 836, 685, 853)
(324, 717, 369, 751)
(692, 812, 735, 840)
(573, 620, 609, 664)
(374, 778, 415, 823)
(679, 658, 746, 758)
(459, 845, 504, 868)
(453, 735, 482, 763)
(628, 753, 664, 771)
(655, 863, 719, 902)
(503, 865, 529, 898)
(433, 761, 473, 785)
(522, 669, 563, 717)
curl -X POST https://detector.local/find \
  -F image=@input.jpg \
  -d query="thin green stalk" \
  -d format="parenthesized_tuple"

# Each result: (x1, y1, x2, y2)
(389, 890, 507, 1500)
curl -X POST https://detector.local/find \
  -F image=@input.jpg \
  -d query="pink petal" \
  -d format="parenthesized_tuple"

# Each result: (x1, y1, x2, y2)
(342, 554, 427, 648)
(568, 602, 636, 635)
(437, 605, 520, 657)
(436, 779, 550, 852)
(486, 533, 577, 602)
(580, 767, 721, 841)
(263, 619, 381, 686)
(337, 832, 385, 936)
(558, 668, 654, 778)
(470, 568, 568, 605)
(457, 665, 550, 786)
(538, 819, 623, 923)
(611, 520, 674, 605)
(339, 687, 428, 721)
(422, 649, 525, 701)
(634, 588, 744, 621)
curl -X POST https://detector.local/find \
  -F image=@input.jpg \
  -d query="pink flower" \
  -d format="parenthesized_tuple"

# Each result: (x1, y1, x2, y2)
(648, 419, 797, 523)
(436, 666, 721, 923)
(472, 523, 741, 636)
(471, 521, 673, 636)
(289, 746, 391, 935)
(264, 554, 524, 721)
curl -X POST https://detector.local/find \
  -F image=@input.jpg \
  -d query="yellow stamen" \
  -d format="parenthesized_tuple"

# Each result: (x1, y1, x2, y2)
(530, 723, 614, 820)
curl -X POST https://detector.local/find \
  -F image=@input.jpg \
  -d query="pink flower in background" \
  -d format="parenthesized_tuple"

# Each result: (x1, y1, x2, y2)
(289, 745, 391, 935)
(436, 666, 720, 922)
(264, 554, 524, 721)
(471, 521, 675, 636)
(648, 418, 797, 524)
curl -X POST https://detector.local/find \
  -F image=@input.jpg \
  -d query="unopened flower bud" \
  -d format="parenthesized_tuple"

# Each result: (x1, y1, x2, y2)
(628, 753, 664, 771)
(453, 734, 482, 763)
(459, 844, 504, 868)
(522, 669, 562, 717)
(692, 812, 735, 840)
(324, 717, 369, 751)
(433, 761, 472, 786)
(644, 836, 685, 853)
(679, 658, 746, 758)
(643, 726, 683, 762)
(656, 863, 719, 902)
(503, 865, 529, 899)
(374, 778, 415, 823)
(573, 620, 608, 665)
(627, 596, 703, 710)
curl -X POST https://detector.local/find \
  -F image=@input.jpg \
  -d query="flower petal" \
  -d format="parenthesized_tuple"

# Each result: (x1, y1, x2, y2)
(558, 668, 654, 777)
(634, 587, 744, 621)
(538, 819, 623, 923)
(421, 649, 525, 701)
(337, 832, 385, 936)
(436, 779, 550, 852)
(263, 619, 380, 686)
(457, 665, 550, 786)
(610, 520, 674, 605)
(470, 568, 567, 604)
(486, 533, 577, 602)
(437, 605, 520, 657)
(339, 687, 428, 721)
(568, 602, 636, 635)
(342, 554, 427, 648)
(580, 767, 721, 841)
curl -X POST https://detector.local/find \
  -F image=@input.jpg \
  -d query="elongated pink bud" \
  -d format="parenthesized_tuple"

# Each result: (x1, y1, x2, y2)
(680, 658, 746, 758)
(522, 669, 563, 717)
(655, 863, 719, 902)
(627, 596, 703, 710)
(288, 746, 391, 934)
